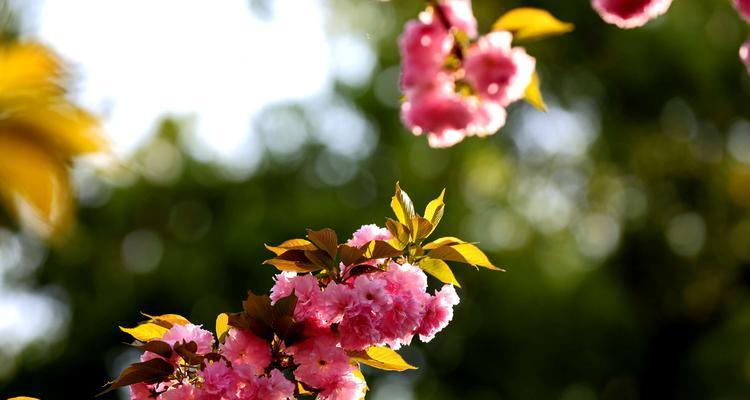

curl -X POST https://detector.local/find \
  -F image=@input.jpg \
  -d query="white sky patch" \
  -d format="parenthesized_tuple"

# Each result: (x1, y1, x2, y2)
(24, 0, 335, 159)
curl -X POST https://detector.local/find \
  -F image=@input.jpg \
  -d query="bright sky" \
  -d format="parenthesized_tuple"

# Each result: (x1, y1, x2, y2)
(23, 0, 336, 158)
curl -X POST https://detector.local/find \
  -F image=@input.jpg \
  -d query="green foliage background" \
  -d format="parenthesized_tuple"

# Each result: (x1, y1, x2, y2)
(3, 0, 750, 398)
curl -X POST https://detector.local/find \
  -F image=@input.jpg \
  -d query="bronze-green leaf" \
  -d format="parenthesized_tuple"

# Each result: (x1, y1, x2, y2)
(98, 358, 174, 396)
(427, 243, 503, 271)
(348, 346, 417, 371)
(385, 218, 410, 248)
(418, 257, 461, 287)
(363, 240, 404, 260)
(306, 228, 338, 258)
(390, 182, 416, 225)
(492, 7, 574, 41)
(264, 239, 318, 256)
(410, 216, 434, 242)
(339, 244, 366, 266)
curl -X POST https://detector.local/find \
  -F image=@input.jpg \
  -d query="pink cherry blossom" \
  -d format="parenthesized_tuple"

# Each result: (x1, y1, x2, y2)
(463, 31, 536, 107)
(418, 284, 460, 342)
(401, 80, 475, 148)
(130, 383, 152, 400)
(160, 384, 197, 400)
(741, 39, 750, 73)
(270, 272, 323, 322)
(287, 326, 353, 390)
(592, 0, 673, 29)
(735, 0, 750, 22)
(161, 323, 215, 355)
(220, 328, 272, 374)
(317, 372, 368, 400)
(199, 361, 238, 399)
(321, 281, 356, 324)
(399, 12, 453, 90)
(347, 224, 392, 248)
(438, 0, 478, 38)
(244, 369, 296, 400)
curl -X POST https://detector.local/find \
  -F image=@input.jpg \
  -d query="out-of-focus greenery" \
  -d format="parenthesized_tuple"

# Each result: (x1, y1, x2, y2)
(2, 0, 750, 399)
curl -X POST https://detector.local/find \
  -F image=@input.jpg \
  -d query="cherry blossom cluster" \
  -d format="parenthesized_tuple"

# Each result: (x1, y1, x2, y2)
(106, 185, 499, 400)
(734, 0, 750, 73)
(399, 0, 536, 148)
(592, 0, 673, 29)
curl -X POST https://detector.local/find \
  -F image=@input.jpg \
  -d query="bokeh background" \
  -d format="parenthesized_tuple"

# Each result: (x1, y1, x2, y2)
(2, 0, 750, 398)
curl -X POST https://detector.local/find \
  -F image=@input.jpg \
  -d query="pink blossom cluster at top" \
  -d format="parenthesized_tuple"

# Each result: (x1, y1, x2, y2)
(591, 0, 673, 29)
(129, 225, 460, 400)
(399, 0, 535, 148)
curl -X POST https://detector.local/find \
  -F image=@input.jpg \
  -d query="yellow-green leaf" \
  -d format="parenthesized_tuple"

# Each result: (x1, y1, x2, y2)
(427, 243, 503, 271)
(385, 218, 410, 248)
(423, 189, 445, 234)
(349, 346, 417, 371)
(216, 313, 229, 341)
(264, 239, 317, 256)
(263, 258, 321, 273)
(410, 216, 433, 242)
(419, 258, 461, 287)
(119, 324, 169, 342)
(524, 72, 547, 112)
(363, 240, 403, 260)
(493, 7, 574, 41)
(141, 313, 190, 327)
(423, 236, 467, 250)
(390, 182, 415, 225)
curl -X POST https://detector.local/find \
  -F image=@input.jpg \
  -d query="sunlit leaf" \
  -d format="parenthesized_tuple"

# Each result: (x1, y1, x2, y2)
(264, 239, 317, 256)
(339, 244, 366, 266)
(348, 346, 417, 371)
(390, 182, 416, 225)
(524, 72, 547, 112)
(8, 397, 41, 400)
(385, 218, 410, 249)
(493, 7, 574, 41)
(363, 240, 404, 260)
(410, 216, 434, 242)
(423, 236, 467, 250)
(0, 132, 72, 239)
(0, 42, 64, 100)
(216, 313, 229, 341)
(119, 323, 169, 342)
(427, 243, 503, 271)
(141, 313, 190, 327)
(353, 367, 368, 399)
(419, 257, 461, 287)
(423, 189, 445, 234)
(306, 228, 338, 258)
(263, 257, 321, 273)
(98, 358, 174, 396)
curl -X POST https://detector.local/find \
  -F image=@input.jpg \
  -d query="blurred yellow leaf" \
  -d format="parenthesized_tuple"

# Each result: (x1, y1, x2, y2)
(493, 7, 574, 41)
(7, 397, 40, 400)
(524, 72, 547, 112)
(119, 324, 170, 342)
(419, 257, 461, 287)
(348, 346, 417, 371)
(141, 313, 190, 326)
(0, 41, 107, 241)
(352, 367, 368, 399)
(216, 313, 229, 341)
(0, 133, 72, 239)
(427, 243, 504, 271)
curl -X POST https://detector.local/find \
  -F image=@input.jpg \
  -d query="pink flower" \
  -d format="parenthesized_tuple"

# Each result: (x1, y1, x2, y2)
(741, 39, 750, 73)
(251, 369, 296, 400)
(220, 328, 272, 374)
(130, 383, 152, 400)
(160, 384, 197, 400)
(199, 360, 238, 399)
(270, 272, 323, 322)
(161, 323, 215, 355)
(417, 284, 460, 342)
(438, 0, 478, 38)
(401, 80, 475, 148)
(463, 31, 536, 107)
(736, 0, 750, 22)
(592, 0, 673, 29)
(347, 224, 392, 248)
(287, 327, 353, 390)
(317, 372, 368, 400)
(399, 12, 453, 90)
(320, 281, 356, 324)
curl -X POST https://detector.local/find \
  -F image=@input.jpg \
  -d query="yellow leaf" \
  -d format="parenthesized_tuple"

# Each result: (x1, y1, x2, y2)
(524, 72, 547, 112)
(0, 42, 65, 100)
(493, 7, 574, 41)
(0, 132, 72, 239)
(348, 346, 417, 371)
(119, 324, 169, 342)
(390, 182, 415, 225)
(352, 367, 369, 399)
(264, 239, 317, 255)
(297, 383, 313, 396)
(120, 314, 190, 341)
(8, 397, 40, 400)
(422, 236, 467, 250)
(419, 258, 461, 287)
(409, 215, 433, 242)
(427, 243, 504, 271)
(423, 189, 445, 233)
(216, 313, 229, 341)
